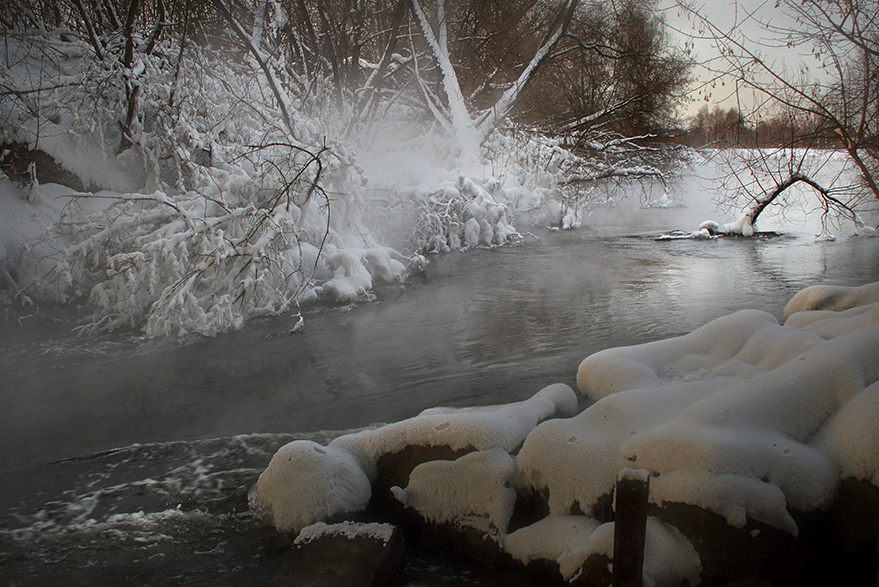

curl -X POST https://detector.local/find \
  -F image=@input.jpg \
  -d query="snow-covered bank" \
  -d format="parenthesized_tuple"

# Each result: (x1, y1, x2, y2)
(252, 281, 879, 585)
(0, 31, 420, 335)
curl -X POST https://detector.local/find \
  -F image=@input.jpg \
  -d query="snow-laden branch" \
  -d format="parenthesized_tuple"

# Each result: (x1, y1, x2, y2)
(564, 165, 665, 184)
(211, 0, 294, 135)
(744, 171, 869, 230)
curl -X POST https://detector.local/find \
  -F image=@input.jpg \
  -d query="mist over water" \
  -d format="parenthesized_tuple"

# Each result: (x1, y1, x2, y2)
(2, 184, 879, 584)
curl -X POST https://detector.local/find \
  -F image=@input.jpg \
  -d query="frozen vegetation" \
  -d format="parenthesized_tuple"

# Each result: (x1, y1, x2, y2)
(0, 27, 677, 337)
(253, 281, 879, 585)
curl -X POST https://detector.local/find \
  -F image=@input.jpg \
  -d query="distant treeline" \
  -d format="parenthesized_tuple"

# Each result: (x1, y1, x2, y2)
(680, 105, 845, 149)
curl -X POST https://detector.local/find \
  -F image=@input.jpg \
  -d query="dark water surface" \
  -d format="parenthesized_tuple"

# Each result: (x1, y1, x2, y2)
(2, 224, 879, 584)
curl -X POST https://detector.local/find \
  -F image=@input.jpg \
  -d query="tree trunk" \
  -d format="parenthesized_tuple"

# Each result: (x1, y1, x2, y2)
(475, 0, 579, 143)
(410, 0, 479, 162)
(212, 0, 296, 136)
(69, 0, 104, 60)
(119, 0, 141, 153)
(746, 173, 830, 226)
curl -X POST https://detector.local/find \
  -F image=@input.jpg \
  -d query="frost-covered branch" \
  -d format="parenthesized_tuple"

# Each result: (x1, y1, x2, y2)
(564, 165, 664, 185)
(705, 147, 873, 237)
(211, 0, 294, 135)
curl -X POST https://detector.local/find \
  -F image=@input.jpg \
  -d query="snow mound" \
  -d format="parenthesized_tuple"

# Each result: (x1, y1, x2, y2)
(249, 440, 371, 534)
(785, 300, 879, 339)
(814, 379, 879, 487)
(252, 384, 576, 533)
(784, 281, 879, 317)
(577, 309, 824, 401)
(391, 448, 516, 530)
(504, 514, 601, 573)
(521, 297, 879, 535)
(312, 246, 408, 303)
(249, 281, 879, 582)
(505, 515, 700, 585)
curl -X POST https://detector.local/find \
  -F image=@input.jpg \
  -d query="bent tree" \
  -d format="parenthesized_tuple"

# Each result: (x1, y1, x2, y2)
(679, 0, 879, 231)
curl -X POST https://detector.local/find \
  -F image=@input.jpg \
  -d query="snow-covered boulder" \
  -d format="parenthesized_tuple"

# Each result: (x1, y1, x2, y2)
(527, 309, 878, 534)
(784, 281, 879, 317)
(330, 383, 577, 480)
(391, 448, 516, 531)
(251, 384, 577, 534)
(249, 440, 371, 534)
(513, 282, 879, 583)
(250, 281, 879, 585)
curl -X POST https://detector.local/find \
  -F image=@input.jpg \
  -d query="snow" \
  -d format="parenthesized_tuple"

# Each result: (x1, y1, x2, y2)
(520, 297, 879, 536)
(390, 448, 516, 530)
(555, 518, 700, 586)
(503, 514, 601, 570)
(251, 384, 576, 533)
(618, 467, 650, 484)
(784, 281, 879, 317)
(784, 300, 879, 339)
(244, 280, 879, 582)
(505, 515, 700, 585)
(0, 28, 711, 335)
(329, 383, 577, 478)
(1, 30, 597, 333)
(249, 440, 371, 534)
(814, 379, 879, 486)
(576, 310, 824, 400)
(5, 22, 879, 582)
(723, 213, 755, 237)
(294, 521, 397, 546)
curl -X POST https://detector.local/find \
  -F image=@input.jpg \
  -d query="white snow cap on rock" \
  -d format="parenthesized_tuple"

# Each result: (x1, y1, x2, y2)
(293, 521, 397, 546)
(504, 514, 601, 575)
(249, 440, 371, 534)
(505, 515, 700, 585)
(784, 281, 879, 317)
(391, 448, 516, 530)
(251, 384, 576, 533)
(330, 383, 577, 479)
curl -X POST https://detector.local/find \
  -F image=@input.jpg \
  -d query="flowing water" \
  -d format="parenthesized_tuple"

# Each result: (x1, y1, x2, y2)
(2, 204, 879, 585)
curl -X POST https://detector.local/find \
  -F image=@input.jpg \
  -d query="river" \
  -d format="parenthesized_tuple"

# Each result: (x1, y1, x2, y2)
(2, 202, 879, 584)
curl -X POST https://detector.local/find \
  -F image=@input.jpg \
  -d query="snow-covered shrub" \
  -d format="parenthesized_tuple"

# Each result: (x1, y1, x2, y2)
(1, 31, 422, 336)
(407, 176, 521, 254)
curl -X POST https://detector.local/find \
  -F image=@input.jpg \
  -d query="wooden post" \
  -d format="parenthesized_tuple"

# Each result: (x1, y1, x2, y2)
(613, 468, 650, 587)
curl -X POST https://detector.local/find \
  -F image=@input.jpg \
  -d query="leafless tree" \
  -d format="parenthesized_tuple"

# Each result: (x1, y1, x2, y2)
(678, 0, 879, 230)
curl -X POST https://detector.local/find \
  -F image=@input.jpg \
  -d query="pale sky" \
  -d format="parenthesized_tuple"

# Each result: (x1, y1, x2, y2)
(657, 0, 817, 117)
